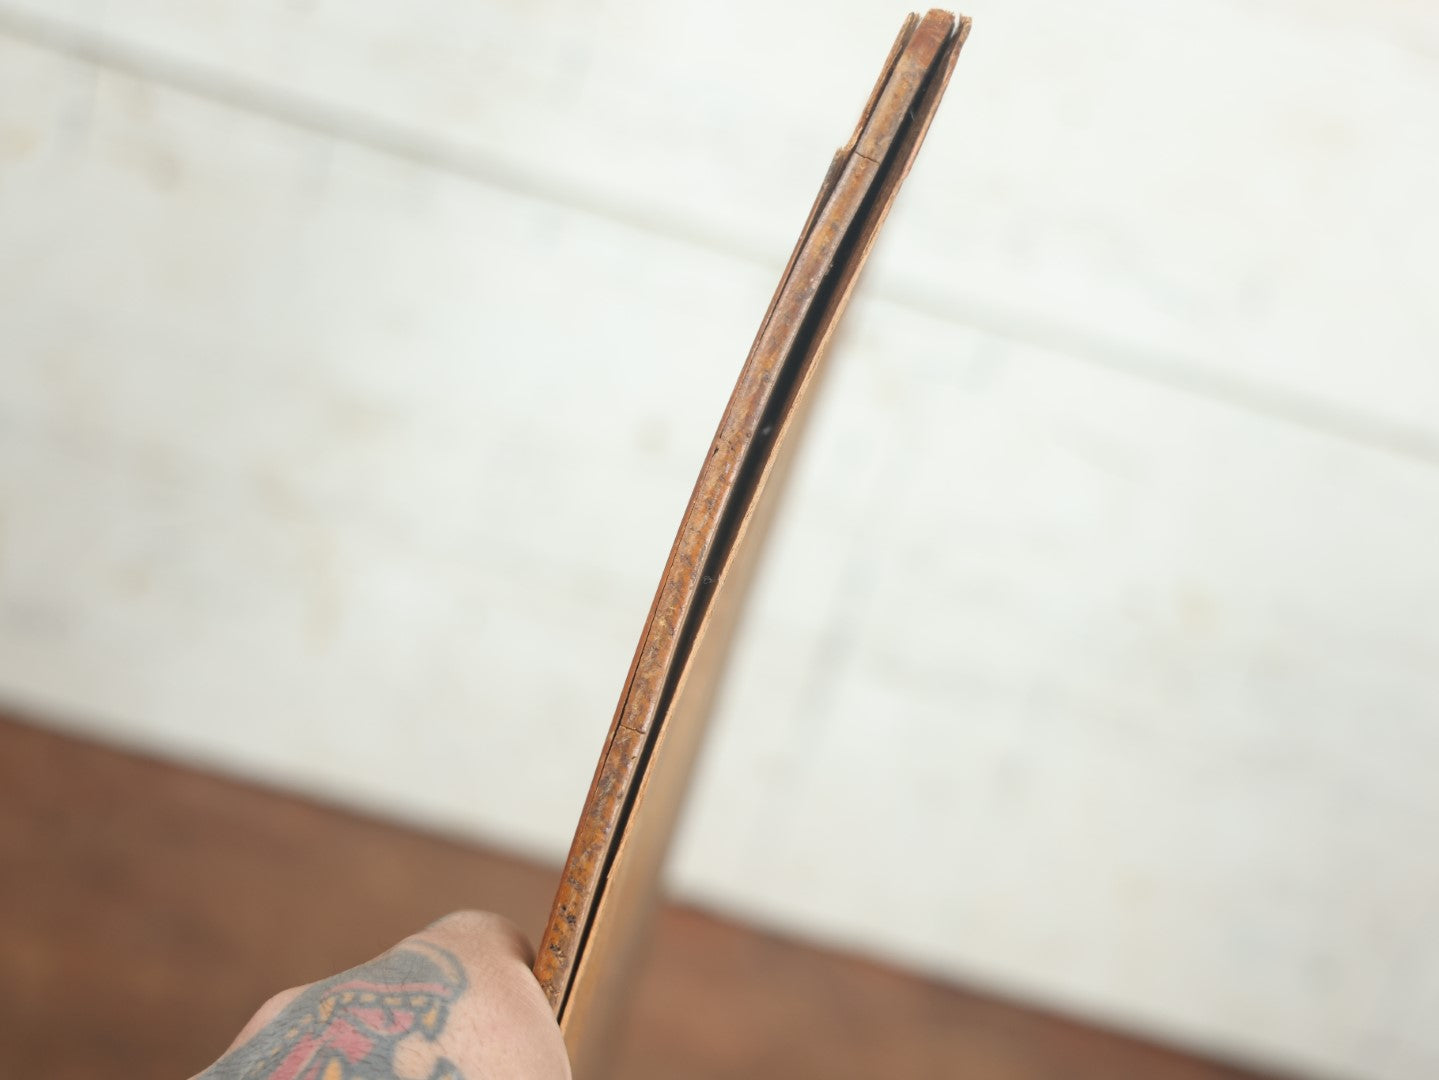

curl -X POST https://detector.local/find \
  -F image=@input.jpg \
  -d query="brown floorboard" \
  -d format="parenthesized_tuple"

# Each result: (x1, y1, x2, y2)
(0, 712, 1292, 1079)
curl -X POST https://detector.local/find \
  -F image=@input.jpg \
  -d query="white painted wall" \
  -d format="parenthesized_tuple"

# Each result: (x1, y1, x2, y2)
(2, 3, 1437, 1077)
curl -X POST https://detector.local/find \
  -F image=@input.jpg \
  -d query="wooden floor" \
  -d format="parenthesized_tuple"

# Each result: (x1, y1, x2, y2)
(0, 713, 1289, 1080)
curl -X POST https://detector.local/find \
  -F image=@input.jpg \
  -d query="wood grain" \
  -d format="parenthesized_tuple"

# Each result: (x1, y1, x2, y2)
(7, 0, 1432, 437)
(6, 7, 1435, 1077)
(0, 712, 1292, 1080)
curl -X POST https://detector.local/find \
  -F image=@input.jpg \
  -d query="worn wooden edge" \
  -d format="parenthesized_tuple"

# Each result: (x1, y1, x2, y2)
(533, 8, 969, 1037)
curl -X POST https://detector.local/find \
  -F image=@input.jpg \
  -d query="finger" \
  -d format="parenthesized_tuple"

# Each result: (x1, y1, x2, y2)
(399, 910, 569, 1079)
(417, 909, 537, 971)
(214, 983, 306, 1059)
(215, 911, 531, 1059)
(198, 912, 569, 1080)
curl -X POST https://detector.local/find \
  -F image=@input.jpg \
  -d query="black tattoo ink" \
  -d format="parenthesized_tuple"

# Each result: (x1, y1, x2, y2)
(199, 940, 468, 1080)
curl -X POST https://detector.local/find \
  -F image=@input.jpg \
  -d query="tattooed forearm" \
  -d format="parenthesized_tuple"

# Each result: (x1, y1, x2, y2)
(199, 941, 469, 1080)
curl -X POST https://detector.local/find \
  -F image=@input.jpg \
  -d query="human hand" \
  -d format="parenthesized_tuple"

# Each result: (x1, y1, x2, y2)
(194, 910, 571, 1079)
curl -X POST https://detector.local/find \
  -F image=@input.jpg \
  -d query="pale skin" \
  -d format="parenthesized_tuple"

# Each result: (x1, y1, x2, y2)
(194, 911, 571, 1080)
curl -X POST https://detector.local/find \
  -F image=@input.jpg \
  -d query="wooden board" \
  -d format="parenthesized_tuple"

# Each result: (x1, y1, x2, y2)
(0, 712, 1291, 1080)
(5, 0, 1436, 441)
(533, 12, 970, 1075)
(6, 10, 1439, 1080)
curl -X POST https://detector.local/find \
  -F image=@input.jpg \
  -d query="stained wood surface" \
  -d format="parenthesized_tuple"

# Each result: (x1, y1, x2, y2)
(535, 15, 968, 1072)
(0, 713, 1292, 1080)
(5, 0, 1433, 437)
(4, 4, 1439, 1078)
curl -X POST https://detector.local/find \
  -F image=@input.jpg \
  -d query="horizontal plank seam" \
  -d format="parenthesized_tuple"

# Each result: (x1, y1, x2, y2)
(3, 6, 1439, 470)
